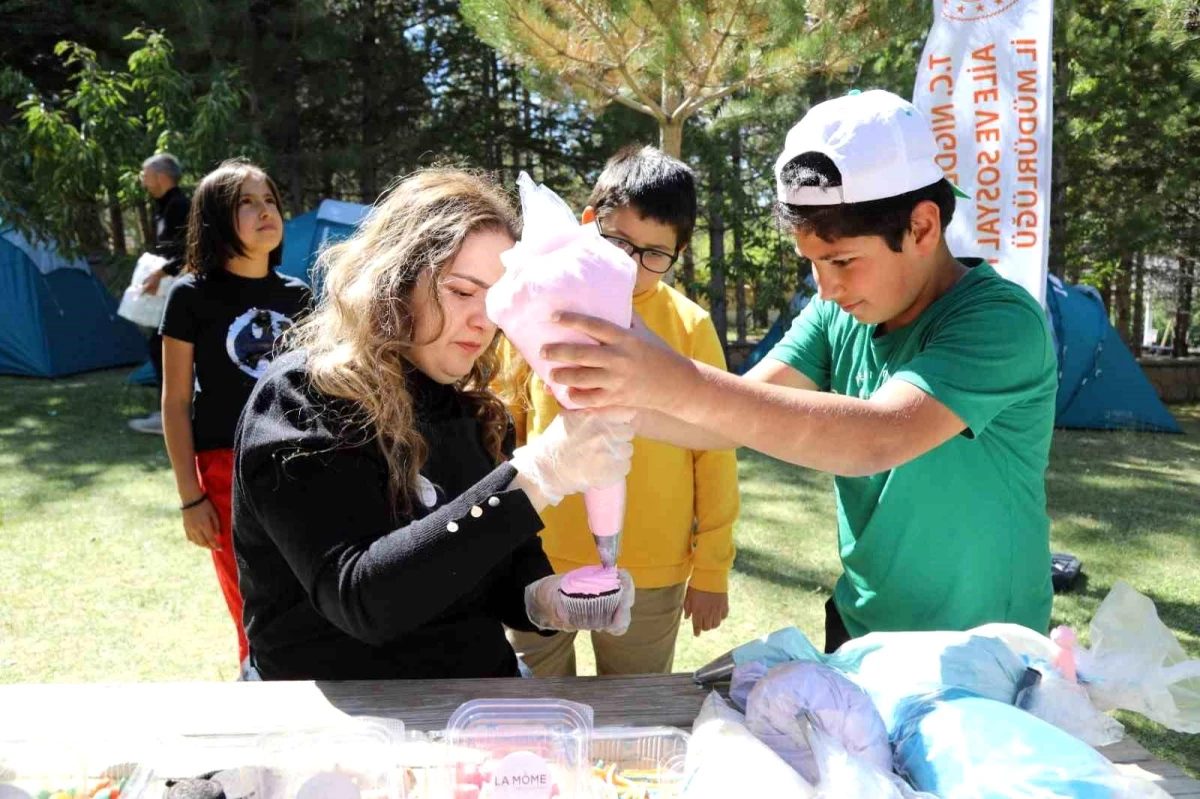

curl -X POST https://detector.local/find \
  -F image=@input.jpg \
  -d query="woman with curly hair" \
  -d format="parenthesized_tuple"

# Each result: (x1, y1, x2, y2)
(232, 169, 635, 680)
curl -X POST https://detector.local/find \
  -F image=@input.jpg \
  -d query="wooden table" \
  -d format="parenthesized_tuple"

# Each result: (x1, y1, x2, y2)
(3, 676, 1198, 796)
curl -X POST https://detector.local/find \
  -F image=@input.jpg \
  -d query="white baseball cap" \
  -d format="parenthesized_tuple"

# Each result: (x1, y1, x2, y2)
(774, 89, 968, 206)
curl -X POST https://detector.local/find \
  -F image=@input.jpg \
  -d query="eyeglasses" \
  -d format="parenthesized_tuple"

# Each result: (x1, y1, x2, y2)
(594, 219, 678, 274)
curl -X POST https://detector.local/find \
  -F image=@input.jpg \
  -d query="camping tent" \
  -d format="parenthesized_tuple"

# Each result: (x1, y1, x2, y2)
(277, 198, 371, 294)
(1046, 274, 1180, 433)
(0, 225, 145, 378)
(128, 198, 371, 385)
(738, 270, 1180, 434)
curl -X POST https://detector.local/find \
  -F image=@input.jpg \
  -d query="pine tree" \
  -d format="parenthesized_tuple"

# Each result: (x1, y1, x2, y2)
(460, 0, 924, 158)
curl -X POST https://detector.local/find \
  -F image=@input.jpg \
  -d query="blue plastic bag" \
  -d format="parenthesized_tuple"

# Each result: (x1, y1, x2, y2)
(733, 628, 1028, 731)
(891, 689, 1170, 798)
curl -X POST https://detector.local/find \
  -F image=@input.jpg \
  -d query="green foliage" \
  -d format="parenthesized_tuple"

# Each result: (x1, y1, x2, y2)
(2, 28, 251, 257)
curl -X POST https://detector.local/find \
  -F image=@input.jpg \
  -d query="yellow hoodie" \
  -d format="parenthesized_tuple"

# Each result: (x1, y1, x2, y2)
(502, 282, 739, 592)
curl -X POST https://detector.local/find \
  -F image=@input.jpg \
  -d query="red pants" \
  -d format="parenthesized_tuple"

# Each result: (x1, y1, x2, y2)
(195, 449, 248, 665)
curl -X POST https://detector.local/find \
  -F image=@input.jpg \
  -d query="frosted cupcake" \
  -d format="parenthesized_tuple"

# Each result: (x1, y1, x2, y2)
(558, 565, 623, 628)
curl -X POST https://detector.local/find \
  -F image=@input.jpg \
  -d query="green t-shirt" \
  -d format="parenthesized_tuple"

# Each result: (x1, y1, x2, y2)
(769, 264, 1056, 637)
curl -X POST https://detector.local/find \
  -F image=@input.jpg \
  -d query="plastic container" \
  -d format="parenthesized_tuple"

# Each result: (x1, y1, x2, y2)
(117, 732, 264, 799)
(587, 726, 689, 798)
(257, 718, 406, 799)
(402, 699, 593, 798)
(1, 731, 158, 799)
(0, 739, 86, 798)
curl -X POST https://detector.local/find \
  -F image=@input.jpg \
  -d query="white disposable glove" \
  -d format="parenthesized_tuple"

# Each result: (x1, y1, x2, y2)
(509, 407, 635, 505)
(524, 569, 636, 636)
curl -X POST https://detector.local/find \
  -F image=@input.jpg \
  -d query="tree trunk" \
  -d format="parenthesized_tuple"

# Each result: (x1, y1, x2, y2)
(680, 247, 695, 299)
(1048, 0, 1070, 278)
(1174, 256, 1195, 358)
(660, 78, 683, 159)
(108, 195, 126, 256)
(709, 181, 728, 355)
(1115, 253, 1133, 346)
(1132, 252, 1146, 358)
(137, 201, 155, 252)
(659, 119, 683, 160)
(357, 0, 380, 203)
(733, 126, 747, 343)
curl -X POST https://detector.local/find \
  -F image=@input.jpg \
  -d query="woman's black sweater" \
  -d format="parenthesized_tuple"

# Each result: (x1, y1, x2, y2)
(232, 350, 552, 680)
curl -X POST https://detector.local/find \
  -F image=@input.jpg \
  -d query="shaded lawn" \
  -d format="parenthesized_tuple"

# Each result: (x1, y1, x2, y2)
(1, 369, 1196, 773)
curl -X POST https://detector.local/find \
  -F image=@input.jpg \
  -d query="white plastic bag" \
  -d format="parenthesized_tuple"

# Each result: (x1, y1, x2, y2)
(117, 252, 175, 328)
(1016, 665, 1126, 747)
(1077, 581, 1200, 733)
(685, 694, 815, 799)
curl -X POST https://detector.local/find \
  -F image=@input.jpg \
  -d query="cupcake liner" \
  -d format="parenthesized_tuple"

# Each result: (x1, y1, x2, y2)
(559, 588, 622, 630)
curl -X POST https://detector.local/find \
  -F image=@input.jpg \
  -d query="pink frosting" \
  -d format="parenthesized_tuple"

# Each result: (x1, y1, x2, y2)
(559, 565, 621, 596)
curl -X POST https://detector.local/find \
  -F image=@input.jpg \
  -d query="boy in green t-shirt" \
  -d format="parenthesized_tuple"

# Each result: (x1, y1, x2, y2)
(541, 89, 1058, 652)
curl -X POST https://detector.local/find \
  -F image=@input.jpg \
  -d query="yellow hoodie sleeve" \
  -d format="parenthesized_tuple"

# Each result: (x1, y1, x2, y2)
(687, 314, 740, 593)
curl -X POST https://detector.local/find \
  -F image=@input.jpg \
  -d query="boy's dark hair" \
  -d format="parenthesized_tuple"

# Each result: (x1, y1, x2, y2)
(776, 152, 956, 252)
(186, 158, 283, 275)
(588, 145, 697, 249)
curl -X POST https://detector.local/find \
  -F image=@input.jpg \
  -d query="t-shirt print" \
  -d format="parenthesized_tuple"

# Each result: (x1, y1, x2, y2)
(226, 308, 297, 379)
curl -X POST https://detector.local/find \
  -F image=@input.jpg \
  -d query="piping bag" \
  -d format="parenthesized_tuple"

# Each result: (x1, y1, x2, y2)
(486, 173, 638, 568)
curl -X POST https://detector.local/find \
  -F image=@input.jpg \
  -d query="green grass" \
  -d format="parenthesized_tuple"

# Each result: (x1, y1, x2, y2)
(2, 369, 1197, 774)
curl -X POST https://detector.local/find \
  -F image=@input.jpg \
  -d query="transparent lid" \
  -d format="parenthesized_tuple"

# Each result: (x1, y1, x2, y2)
(587, 727, 689, 798)
(0, 738, 85, 797)
(411, 698, 595, 798)
(256, 717, 406, 799)
(117, 732, 265, 799)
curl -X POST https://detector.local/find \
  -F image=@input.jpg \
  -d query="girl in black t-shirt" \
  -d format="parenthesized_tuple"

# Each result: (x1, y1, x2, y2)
(159, 159, 310, 669)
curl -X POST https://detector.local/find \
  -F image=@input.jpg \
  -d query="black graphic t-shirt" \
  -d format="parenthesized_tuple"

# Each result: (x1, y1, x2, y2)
(160, 269, 311, 451)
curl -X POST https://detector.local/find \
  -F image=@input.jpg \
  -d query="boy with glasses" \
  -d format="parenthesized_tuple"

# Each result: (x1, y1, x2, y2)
(503, 146, 740, 676)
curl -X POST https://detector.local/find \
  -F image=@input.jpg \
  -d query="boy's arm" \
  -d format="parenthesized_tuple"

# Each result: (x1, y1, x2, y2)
(629, 324, 820, 451)
(545, 312, 971, 477)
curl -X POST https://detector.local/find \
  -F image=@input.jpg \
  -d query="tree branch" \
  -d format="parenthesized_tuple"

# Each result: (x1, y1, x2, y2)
(561, 0, 665, 115)
(686, 0, 746, 101)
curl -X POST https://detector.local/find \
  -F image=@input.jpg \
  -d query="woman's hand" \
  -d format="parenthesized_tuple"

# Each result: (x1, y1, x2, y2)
(509, 407, 635, 505)
(524, 569, 636, 635)
(182, 497, 222, 550)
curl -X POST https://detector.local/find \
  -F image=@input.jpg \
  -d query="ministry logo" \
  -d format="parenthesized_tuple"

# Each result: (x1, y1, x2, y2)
(941, 0, 1024, 22)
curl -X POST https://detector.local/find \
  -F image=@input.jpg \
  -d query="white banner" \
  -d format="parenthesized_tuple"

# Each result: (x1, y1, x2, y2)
(913, 0, 1054, 305)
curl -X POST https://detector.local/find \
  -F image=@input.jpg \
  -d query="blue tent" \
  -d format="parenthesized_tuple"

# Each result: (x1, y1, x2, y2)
(128, 198, 370, 385)
(0, 226, 145, 378)
(277, 199, 370, 295)
(738, 277, 816, 375)
(1047, 274, 1180, 433)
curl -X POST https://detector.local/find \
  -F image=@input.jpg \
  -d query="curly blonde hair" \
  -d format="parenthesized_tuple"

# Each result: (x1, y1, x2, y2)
(288, 168, 520, 516)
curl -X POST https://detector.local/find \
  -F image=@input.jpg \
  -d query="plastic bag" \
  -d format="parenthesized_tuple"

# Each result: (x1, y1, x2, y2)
(117, 252, 174, 328)
(685, 693, 815, 799)
(692, 690, 746, 732)
(733, 627, 1028, 732)
(1076, 581, 1200, 733)
(741, 662, 892, 784)
(799, 714, 936, 799)
(891, 688, 1171, 799)
(485, 173, 638, 555)
(1015, 664, 1126, 747)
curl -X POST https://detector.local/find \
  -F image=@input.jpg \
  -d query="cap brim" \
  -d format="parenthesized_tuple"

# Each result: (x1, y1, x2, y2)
(951, 182, 970, 200)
